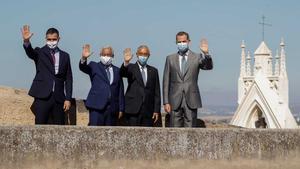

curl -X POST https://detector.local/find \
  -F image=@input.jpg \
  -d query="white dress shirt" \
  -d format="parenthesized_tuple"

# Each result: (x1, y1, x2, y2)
(106, 66, 114, 85)
(137, 62, 148, 83)
(52, 49, 60, 74)
(178, 50, 189, 72)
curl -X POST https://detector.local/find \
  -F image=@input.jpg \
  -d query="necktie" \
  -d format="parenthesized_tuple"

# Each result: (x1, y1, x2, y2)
(141, 67, 147, 86)
(50, 49, 56, 64)
(181, 55, 187, 74)
(106, 67, 111, 83)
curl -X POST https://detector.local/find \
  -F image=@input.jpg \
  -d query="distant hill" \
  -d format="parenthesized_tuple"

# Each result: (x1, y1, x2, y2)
(0, 85, 240, 128)
(0, 86, 89, 126)
(0, 86, 34, 125)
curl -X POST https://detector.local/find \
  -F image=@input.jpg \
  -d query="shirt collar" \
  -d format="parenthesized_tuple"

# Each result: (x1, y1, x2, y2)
(47, 46, 59, 53)
(100, 62, 112, 69)
(178, 50, 189, 57)
(137, 62, 147, 69)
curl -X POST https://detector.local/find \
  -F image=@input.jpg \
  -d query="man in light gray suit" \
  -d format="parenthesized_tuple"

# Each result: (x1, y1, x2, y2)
(163, 31, 213, 127)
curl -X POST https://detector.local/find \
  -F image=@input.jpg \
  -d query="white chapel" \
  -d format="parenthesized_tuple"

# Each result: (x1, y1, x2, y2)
(230, 39, 298, 128)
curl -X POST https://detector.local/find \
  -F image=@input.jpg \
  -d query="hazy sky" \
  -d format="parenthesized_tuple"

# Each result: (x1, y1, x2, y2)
(0, 0, 299, 107)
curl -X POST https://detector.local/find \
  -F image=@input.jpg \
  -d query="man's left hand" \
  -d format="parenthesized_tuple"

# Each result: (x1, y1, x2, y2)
(152, 112, 160, 123)
(63, 100, 71, 112)
(200, 38, 209, 54)
(118, 112, 123, 119)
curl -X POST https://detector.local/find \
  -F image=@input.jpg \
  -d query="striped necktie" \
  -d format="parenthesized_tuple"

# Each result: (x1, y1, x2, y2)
(106, 67, 111, 83)
(50, 49, 56, 64)
(141, 66, 146, 86)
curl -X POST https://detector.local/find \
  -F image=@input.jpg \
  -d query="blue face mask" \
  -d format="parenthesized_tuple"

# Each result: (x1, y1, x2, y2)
(177, 42, 189, 52)
(137, 56, 149, 66)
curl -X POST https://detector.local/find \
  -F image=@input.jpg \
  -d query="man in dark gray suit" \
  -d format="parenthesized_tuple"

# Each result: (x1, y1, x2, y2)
(163, 31, 213, 127)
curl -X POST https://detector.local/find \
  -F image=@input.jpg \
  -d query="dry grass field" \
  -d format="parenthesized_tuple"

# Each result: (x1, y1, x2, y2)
(0, 86, 89, 126)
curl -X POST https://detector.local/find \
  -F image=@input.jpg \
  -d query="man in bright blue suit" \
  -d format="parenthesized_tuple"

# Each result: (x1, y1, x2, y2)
(79, 44, 124, 126)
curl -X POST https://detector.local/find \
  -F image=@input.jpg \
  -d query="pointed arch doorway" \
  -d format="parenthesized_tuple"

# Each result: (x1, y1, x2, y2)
(246, 102, 268, 128)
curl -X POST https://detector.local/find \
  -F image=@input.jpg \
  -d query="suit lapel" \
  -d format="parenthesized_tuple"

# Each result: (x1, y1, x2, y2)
(175, 53, 184, 79)
(183, 50, 193, 77)
(111, 66, 118, 85)
(57, 48, 63, 74)
(134, 62, 145, 87)
(41, 46, 55, 74)
(96, 62, 110, 84)
(145, 66, 152, 87)
(42, 46, 54, 64)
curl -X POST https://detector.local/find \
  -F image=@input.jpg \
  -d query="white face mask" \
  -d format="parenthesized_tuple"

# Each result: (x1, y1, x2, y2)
(100, 56, 113, 65)
(46, 41, 58, 49)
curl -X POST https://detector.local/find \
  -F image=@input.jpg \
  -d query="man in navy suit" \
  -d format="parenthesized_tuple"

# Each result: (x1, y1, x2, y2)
(22, 25, 73, 125)
(79, 44, 124, 126)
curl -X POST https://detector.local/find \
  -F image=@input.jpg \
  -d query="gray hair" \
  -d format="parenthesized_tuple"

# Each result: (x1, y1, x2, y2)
(137, 45, 150, 55)
(100, 46, 114, 57)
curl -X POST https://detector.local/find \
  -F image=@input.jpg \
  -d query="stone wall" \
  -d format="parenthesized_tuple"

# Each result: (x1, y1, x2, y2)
(0, 126, 299, 164)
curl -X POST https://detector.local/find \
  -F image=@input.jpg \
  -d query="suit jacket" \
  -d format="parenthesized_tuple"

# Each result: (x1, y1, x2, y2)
(23, 43, 73, 103)
(120, 62, 161, 116)
(163, 50, 213, 110)
(79, 60, 125, 113)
